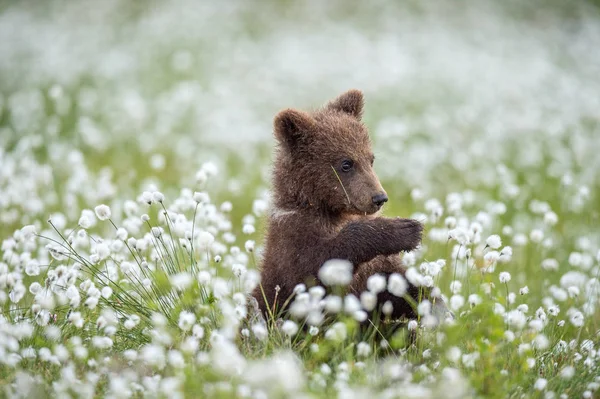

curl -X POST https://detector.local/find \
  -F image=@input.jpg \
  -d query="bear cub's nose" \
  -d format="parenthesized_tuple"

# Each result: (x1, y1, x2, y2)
(372, 193, 388, 207)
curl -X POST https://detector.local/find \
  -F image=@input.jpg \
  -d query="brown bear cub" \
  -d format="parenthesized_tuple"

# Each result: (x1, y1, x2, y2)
(253, 89, 427, 323)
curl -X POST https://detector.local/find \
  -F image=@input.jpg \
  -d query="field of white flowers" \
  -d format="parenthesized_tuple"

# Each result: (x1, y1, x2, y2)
(1, 0, 600, 397)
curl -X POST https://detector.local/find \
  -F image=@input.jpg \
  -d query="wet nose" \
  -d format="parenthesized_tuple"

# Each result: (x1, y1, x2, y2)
(372, 193, 388, 207)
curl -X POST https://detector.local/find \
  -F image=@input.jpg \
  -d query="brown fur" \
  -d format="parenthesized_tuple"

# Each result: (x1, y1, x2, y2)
(253, 90, 425, 322)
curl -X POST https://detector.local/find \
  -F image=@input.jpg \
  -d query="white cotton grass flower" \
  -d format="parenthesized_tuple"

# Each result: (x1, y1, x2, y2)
(367, 274, 386, 294)
(324, 295, 343, 313)
(318, 259, 353, 286)
(446, 347, 461, 364)
(448, 228, 469, 245)
(324, 322, 347, 342)
(498, 246, 513, 263)
(360, 291, 377, 311)
(193, 191, 210, 204)
(407, 320, 418, 331)
(281, 320, 299, 337)
(541, 258, 559, 271)
(242, 224, 255, 235)
(197, 231, 214, 249)
(485, 234, 502, 249)
(252, 324, 268, 341)
(560, 366, 575, 379)
(152, 191, 165, 203)
(94, 204, 112, 221)
(570, 311, 584, 327)
(534, 378, 547, 391)
(170, 273, 193, 290)
(533, 334, 550, 350)
(178, 311, 196, 331)
(78, 209, 97, 229)
(484, 251, 500, 267)
(544, 211, 558, 226)
(356, 342, 371, 358)
(21, 225, 37, 240)
(530, 229, 544, 244)
(387, 273, 408, 297)
(450, 280, 462, 294)
(101, 286, 113, 299)
(499, 272, 511, 283)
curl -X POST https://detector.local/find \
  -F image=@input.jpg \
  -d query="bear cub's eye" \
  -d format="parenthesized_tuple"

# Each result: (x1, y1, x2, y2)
(341, 159, 354, 172)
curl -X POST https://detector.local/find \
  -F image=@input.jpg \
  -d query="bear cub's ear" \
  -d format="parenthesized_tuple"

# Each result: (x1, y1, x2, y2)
(326, 89, 364, 119)
(274, 108, 315, 151)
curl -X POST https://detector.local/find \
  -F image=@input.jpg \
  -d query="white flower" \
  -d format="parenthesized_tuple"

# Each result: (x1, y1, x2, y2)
(530, 229, 544, 243)
(193, 191, 210, 204)
(318, 259, 352, 286)
(116, 228, 128, 241)
(281, 320, 298, 337)
(344, 294, 361, 314)
(498, 246, 513, 263)
(446, 347, 461, 363)
(506, 310, 526, 329)
(448, 228, 469, 245)
(519, 286, 529, 295)
(25, 261, 40, 276)
(407, 320, 418, 331)
(544, 211, 558, 226)
(94, 205, 112, 221)
(201, 161, 218, 177)
(468, 294, 482, 307)
(193, 324, 205, 339)
(84, 296, 98, 309)
(197, 271, 211, 285)
(152, 191, 165, 203)
(141, 191, 153, 204)
(484, 251, 500, 266)
(242, 224, 255, 235)
(450, 280, 462, 294)
(170, 272, 193, 290)
(499, 272, 511, 283)
(178, 311, 196, 331)
(78, 209, 97, 229)
(387, 273, 408, 297)
(324, 295, 342, 313)
(244, 240, 255, 252)
(252, 324, 267, 341)
(382, 301, 393, 316)
(569, 311, 584, 327)
(324, 322, 347, 342)
(197, 231, 214, 249)
(21, 225, 37, 240)
(367, 274, 386, 294)
(560, 366, 575, 379)
(534, 378, 547, 391)
(486, 235, 502, 249)
(356, 342, 371, 357)
(101, 286, 113, 299)
(444, 216, 457, 229)
(360, 291, 377, 311)
(450, 295, 465, 311)
(533, 334, 550, 350)
(541, 258, 559, 271)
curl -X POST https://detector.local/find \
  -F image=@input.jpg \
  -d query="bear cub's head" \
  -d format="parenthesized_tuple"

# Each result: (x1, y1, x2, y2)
(273, 89, 388, 217)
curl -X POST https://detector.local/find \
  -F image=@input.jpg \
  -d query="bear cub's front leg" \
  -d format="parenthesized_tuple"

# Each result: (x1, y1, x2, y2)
(328, 217, 423, 266)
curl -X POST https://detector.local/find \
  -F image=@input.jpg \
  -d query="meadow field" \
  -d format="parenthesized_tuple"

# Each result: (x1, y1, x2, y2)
(1, 0, 600, 397)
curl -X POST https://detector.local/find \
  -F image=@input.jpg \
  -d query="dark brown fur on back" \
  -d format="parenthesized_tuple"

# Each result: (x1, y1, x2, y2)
(253, 90, 425, 321)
